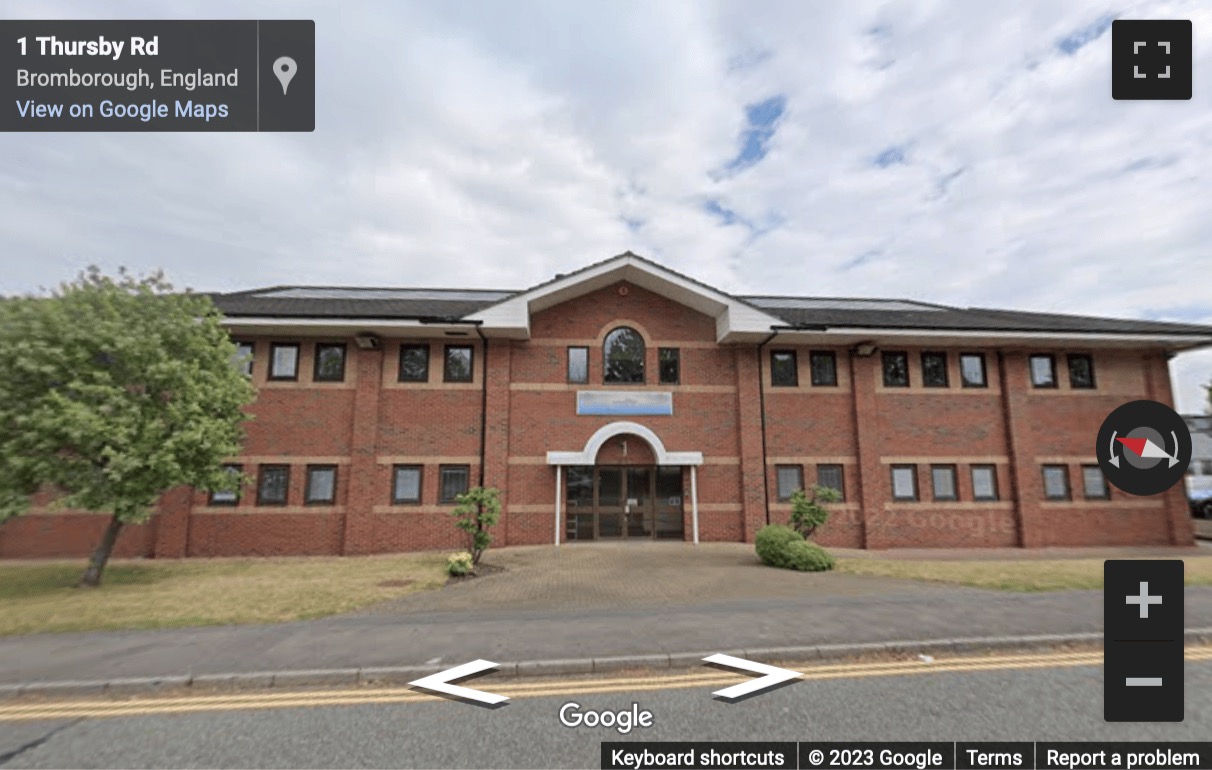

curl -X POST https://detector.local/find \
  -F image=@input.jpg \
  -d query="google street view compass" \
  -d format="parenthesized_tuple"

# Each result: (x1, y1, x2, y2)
(1096, 400, 1191, 496)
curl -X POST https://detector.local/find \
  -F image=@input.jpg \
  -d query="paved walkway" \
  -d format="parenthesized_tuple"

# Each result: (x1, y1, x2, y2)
(1, 542, 1209, 685)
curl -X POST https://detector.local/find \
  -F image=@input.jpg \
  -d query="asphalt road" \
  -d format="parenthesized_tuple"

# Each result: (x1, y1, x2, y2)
(1, 655, 1209, 769)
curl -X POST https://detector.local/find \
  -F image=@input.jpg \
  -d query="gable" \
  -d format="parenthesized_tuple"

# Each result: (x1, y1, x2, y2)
(466, 252, 783, 342)
(530, 281, 719, 342)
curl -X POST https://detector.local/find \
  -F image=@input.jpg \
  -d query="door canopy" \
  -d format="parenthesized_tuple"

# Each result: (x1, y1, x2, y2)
(546, 421, 703, 466)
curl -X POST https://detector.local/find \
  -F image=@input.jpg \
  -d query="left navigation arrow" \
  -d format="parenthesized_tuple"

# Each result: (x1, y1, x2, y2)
(408, 660, 509, 706)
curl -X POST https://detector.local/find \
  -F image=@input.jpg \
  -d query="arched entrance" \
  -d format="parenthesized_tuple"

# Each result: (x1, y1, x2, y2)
(547, 421, 703, 546)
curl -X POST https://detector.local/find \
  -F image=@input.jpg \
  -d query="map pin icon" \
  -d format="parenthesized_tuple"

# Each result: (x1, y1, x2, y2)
(273, 56, 297, 95)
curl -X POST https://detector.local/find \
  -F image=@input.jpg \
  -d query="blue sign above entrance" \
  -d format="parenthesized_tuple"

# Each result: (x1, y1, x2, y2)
(576, 391, 673, 416)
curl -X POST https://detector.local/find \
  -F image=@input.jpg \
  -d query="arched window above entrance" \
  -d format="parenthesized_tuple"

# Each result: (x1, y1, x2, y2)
(603, 327, 645, 384)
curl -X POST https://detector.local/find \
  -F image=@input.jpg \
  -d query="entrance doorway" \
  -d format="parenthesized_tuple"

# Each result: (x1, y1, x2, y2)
(565, 465, 684, 541)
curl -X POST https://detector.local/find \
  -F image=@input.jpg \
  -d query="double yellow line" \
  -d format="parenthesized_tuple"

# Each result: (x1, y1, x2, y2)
(3, 647, 1209, 722)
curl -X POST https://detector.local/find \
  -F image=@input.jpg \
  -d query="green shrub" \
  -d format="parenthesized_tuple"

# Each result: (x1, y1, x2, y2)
(788, 485, 840, 538)
(755, 524, 803, 568)
(782, 540, 835, 572)
(450, 487, 501, 565)
(755, 523, 835, 572)
(446, 552, 473, 577)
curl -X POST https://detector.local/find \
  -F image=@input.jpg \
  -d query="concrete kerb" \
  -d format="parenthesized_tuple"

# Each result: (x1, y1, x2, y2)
(357, 665, 446, 686)
(592, 654, 672, 674)
(6, 628, 1212, 699)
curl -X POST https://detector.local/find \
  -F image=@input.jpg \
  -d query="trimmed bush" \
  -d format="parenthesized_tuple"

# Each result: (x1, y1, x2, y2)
(782, 540, 835, 572)
(755, 524, 803, 568)
(446, 552, 473, 577)
(755, 523, 835, 572)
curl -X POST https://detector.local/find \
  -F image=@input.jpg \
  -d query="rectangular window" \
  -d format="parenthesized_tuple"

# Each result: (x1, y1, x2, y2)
(1042, 465, 1070, 500)
(659, 348, 680, 385)
(960, 353, 987, 388)
(232, 342, 254, 378)
(1082, 465, 1110, 499)
(1068, 354, 1096, 389)
(304, 465, 338, 505)
(1030, 354, 1057, 388)
(398, 344, 430, 382)
(313, 343, 347, 382)
(269, 343, 299, 381)
(391, 465, 422, 504)
(891, 465, 918, 500)
(921, 352, 949, 387)
(567, 346, 588, 384)
(257, 465, 290, 506)
(971, 465, 999, 501)
(776, 465, 804, 501)
(444, 345, 473, 383)
(1204, 460, 1212, 475)
(209, 464, 243, 506)
(931, 464, 958, 501)
(439, 465, 471, 503)
(882, 352, 909, 387)
(817, 464, 845, 501)
(810, 351, 838, 386)
(770, 350, 798, 387)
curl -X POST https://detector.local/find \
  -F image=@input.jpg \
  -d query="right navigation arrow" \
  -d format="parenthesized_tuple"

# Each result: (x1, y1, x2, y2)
(702, 653, 802, 701)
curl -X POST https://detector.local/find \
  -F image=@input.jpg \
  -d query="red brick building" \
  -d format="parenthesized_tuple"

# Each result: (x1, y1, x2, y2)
(5, 252, 1211, 558)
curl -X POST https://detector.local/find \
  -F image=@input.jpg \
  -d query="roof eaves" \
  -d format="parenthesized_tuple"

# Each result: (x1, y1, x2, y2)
(785, 321, 1212, 336)
(741, 295, 958, 310)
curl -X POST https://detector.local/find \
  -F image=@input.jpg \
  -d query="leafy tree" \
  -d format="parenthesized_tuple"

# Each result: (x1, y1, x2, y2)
(787, 484, 841, 540)
(449, 486, 501, 565)
(0, 267, 256, 586)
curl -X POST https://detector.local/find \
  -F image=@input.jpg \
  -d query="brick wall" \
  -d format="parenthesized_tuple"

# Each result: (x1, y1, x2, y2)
(0, 282, 1193, 558)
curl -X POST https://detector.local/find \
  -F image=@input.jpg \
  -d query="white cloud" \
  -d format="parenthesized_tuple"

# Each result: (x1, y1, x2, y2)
(1, 0, 1210, 409)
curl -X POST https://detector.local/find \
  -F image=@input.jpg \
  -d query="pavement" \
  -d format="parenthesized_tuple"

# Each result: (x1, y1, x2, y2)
(2, 541, 1211, 696)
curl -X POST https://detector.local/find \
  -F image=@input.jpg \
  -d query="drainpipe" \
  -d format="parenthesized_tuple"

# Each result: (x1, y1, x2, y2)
(756, 329, 779, 526)
(756, 325, 825, 525)
(419, 317, 488, 487)
(996, 350, 1025, 547)
(473, 324, 489, 488)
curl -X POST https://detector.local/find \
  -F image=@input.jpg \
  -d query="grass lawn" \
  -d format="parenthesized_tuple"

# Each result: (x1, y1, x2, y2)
(836, 555, 1212, 592)
(0, 554, 448, 636)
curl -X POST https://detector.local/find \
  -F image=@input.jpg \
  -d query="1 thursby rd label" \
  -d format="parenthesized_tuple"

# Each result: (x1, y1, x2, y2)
(1, 20, 314, 131)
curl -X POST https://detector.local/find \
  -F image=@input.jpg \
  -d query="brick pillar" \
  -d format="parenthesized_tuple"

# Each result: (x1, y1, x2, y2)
(482, 339, 514, 542)
(849, 352, 885, 548)
(1145, 353, 1195, 546)
(735, 346, 767, 542)
(342, 343, 385, 555)
(996, 351, 1029, 547)
(1000, 352, 1044, 546)
(152, 486, 195, 558)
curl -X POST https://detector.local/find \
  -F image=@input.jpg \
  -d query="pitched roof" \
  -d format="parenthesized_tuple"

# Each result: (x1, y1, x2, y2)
(208, 286, 515, 321)
(207, 253, 1212, 342)
(744, 298, 1212, 336)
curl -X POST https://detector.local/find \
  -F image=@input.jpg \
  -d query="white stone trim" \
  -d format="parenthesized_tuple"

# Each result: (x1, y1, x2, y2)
(546, 420, 703, 466)
(466, 254, 784, 342)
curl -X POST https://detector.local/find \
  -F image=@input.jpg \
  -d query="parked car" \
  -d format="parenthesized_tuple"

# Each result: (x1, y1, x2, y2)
(1192, 493, 1212, 519)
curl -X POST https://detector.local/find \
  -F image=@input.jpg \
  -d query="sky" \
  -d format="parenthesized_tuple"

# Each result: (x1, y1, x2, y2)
(2, 0, 1211, 413)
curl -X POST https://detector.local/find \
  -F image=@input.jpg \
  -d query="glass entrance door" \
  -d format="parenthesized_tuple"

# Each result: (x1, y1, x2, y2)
(625, 467, 653, 538)
(564, 465, 684, 540)
(596, 467, 624, 538)
(654, 466, 685, 539)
